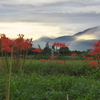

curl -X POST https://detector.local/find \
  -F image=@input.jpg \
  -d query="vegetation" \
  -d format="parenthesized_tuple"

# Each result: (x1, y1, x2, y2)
(0, 60, 100, 100)
(0, 34, 100, 100)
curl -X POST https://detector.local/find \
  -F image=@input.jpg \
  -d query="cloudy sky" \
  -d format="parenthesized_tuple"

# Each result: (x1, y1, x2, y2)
(0, 0, 100, 40)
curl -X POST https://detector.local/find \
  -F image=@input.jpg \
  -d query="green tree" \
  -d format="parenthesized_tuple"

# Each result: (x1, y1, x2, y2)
(59, 47, 71, 55)
(43, 42, 51, 55)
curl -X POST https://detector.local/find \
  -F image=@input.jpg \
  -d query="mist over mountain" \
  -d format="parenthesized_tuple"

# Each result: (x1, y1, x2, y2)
(33, 26, 100, 51)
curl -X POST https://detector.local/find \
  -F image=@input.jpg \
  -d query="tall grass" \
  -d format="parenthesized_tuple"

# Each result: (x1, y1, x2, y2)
(0, 59, 100, 100)
(0, 72, 100, 100)
(24, 59, 91, 76)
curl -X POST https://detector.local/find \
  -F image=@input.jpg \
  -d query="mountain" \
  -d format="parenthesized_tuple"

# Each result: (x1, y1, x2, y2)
(74, 26, 100, 36)
(33, 26, 100, 51)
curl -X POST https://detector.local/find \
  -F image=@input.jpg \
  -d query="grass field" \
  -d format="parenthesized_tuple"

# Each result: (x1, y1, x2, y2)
(0, 59, 100, 100)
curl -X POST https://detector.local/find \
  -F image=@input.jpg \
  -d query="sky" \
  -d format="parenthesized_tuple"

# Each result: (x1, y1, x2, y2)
(0, 0, 100, 40)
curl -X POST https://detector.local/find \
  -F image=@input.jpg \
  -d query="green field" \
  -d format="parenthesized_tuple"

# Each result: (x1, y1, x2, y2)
(0, 59, 100, 100)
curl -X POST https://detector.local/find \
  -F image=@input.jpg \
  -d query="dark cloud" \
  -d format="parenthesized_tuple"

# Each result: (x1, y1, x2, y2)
(0, 11, 100, 24)
(0, 0, 100, 14)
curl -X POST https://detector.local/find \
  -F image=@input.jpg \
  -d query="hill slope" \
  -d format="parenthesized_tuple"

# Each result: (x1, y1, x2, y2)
(33, 26, 100, 51)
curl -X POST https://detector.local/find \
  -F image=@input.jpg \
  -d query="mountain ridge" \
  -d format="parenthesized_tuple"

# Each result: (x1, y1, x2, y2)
(33, 26, 100, 51)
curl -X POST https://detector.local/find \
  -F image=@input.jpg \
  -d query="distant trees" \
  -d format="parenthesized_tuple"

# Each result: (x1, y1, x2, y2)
(59, 47, 71, 55)
(27, 41, 88, 58)
(42, 42, 51, 55)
